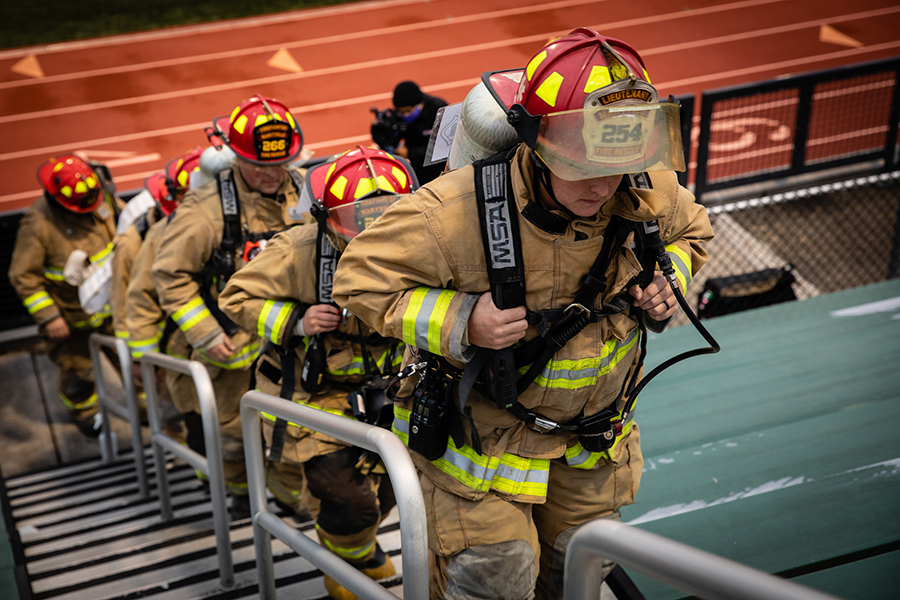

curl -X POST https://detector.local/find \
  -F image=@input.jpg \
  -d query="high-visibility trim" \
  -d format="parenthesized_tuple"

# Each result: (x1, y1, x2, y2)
(401, 287, 457, 354)
(258, 396, 353, 428)
(90, 243, 114, 267)
(172, 297, 212, 332)
(60, 391, 97, 411)
(664, 244, 692, 293)
(393, 406, 550, 498)
(199, 343, 261, 370)
(43, 265, 65, 281)
(128, 336, 160, 358)
(72, 310, 109, 329)
(23, 291, 54, 314)
(584, 65, 612, 94)
(526, 50, 547, 80)
(317, 524, 375, 560)
(518, 329, 639, 390)
(257, 299, 296, 343)
(115, 329, 129, 339)
(535, 72, 564, 108)
(327, 347, 399, 377)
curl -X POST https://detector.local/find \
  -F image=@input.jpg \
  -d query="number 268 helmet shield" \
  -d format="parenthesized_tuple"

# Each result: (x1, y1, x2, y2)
(482, 28, 684, 181)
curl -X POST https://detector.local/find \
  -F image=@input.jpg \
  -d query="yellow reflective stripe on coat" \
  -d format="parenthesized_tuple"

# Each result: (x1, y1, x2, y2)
(115, 329, 129, 339)
(43, 265, 65, 281)
(172, 297, 211, 333)
(664, 244, 692, 292)
(90, 242, 114, 267)
(257, 299, 296, 343)
(316, 524, 375, 560)
(258, 396, 354, 428)
(519, 329, 639, 390)
(402, 287, 457, 354)
(199, 343, 261, 369)
(393, 405, 550, 498)
(328, 347, 401, 377)
(60, 391, 98, 410)
(23, 291, 54, 314)
(128, 337, 160, 358)
(72, 310, 109, 329)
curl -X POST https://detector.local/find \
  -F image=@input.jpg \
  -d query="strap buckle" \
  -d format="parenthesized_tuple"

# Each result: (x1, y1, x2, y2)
(530, 415, 559, 433)
(397, 361, 428, 380)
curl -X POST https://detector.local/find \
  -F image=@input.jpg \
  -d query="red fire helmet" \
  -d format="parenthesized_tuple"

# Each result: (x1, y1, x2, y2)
(302, 145, 418, 246)
(482, 28, 684, 180)
(211, 96, 303, 165)
(36, 154, 103, 213)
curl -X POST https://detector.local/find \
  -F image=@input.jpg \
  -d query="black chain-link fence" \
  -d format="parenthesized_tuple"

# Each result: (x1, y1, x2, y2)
(672, 172, 900, 326)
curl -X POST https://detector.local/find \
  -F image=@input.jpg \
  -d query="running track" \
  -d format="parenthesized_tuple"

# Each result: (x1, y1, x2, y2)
(1, 0, 898, 213)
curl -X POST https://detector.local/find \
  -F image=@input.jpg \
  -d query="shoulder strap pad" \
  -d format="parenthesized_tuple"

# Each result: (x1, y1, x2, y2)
(315, 228, 339, 305)
(288, 169, 304, 193)
(473, 151, 525, 310)
(216, 168, 241, 251)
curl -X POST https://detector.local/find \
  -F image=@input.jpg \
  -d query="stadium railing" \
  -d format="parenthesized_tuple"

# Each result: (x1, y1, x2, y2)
(564, 520, 841, 600)
(241, 390, 428, 600)
(139, 351, 235, 589)
(89, 332, 149, 495)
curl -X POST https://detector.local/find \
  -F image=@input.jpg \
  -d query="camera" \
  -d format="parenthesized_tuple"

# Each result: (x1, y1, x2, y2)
(370, 107, 407, 152)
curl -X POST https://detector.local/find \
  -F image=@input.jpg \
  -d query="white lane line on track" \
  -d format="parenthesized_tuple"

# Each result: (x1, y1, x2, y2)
(15, 0, 895, 92)
(0, 79, 475, 163)
(0, 0, 423, 60)
(0, 0, 795, 124)
(4, 35, 899, 166)
(0, 0, 611, 90)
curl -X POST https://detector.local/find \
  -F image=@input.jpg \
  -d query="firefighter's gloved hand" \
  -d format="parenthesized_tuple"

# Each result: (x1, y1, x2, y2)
(467, 292, 528, 350)
(629, 271, 677, 320)
(207, 335, 236, 363)
(302, 304, 341, 335)
(44, 316, 70, 340)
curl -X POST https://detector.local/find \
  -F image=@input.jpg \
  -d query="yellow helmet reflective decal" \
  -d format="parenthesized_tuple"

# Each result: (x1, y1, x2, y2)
(526, 51, 547, 81)
(535, 72, 564, 108)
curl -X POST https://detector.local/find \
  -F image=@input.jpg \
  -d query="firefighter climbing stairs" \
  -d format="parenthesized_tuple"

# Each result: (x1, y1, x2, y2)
(3, 448, 404, 599)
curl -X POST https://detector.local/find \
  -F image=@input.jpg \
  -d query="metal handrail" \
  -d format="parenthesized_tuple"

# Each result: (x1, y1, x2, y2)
(564, 520, 842, 600)
(241, 390, 428, 600)
(139, 351, 234, 589)
(88, 333, 148, 496)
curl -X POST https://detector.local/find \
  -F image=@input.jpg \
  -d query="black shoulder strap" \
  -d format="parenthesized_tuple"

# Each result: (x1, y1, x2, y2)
(134, 213, 150, 240)
(216, 168, 242, 256)
(473, 150, 525, 310)
(314, 227, 339, 305)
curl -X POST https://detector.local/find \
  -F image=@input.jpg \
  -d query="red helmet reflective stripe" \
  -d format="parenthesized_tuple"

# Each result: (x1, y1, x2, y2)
(36, 154, 102, 213)
(211, 96, 303, 165)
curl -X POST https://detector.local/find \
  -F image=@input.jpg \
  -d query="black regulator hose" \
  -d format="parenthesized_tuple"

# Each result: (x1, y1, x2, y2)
(628, 245, 721, 402)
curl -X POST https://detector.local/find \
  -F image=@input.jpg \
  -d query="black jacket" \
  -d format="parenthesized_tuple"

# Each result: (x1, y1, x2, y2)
(402, 93, 447, 184)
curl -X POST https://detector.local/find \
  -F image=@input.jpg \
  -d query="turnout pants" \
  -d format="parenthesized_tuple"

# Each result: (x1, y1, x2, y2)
(46, 322, 113, 420)
(301, 447, 396, 565)
(426, 426, 643, 600)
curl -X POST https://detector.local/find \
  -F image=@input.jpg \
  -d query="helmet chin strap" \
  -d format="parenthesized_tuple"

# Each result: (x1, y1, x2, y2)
(531, 150, 580, 220)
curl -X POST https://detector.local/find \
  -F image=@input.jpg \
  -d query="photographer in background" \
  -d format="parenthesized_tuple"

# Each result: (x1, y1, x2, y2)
(370, 80, 446, 184)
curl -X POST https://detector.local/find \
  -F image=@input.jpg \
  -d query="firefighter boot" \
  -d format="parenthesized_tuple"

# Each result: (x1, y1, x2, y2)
(323, 545, 396, 600)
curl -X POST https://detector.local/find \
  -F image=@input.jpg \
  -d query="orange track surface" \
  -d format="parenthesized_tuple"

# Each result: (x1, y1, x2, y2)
(1, 0, 899, 213)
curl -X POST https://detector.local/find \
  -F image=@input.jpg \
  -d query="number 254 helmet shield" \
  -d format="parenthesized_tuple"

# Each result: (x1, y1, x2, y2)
(482, 28, 684, 181)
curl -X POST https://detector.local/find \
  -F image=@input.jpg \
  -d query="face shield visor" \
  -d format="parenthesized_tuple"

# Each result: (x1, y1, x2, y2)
(325, 192, 403, 248)
(535, 101, 684, 181)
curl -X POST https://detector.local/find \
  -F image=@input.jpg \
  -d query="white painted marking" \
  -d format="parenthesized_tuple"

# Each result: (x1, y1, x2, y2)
(627, 458, 900, 525)
(830, 296, 900, 317)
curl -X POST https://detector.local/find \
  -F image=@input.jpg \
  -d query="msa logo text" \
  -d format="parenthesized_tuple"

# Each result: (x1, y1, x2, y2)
(318, 258, 334, 303)
(487, 201, 515, 269)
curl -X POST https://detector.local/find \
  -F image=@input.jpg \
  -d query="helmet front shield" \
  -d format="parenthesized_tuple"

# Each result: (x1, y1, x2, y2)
(326, 193, 402, 245)
(534, 101, 685, 181)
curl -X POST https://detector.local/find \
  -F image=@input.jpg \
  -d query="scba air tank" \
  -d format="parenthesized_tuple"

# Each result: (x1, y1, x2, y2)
(448, 82, 519, 170)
